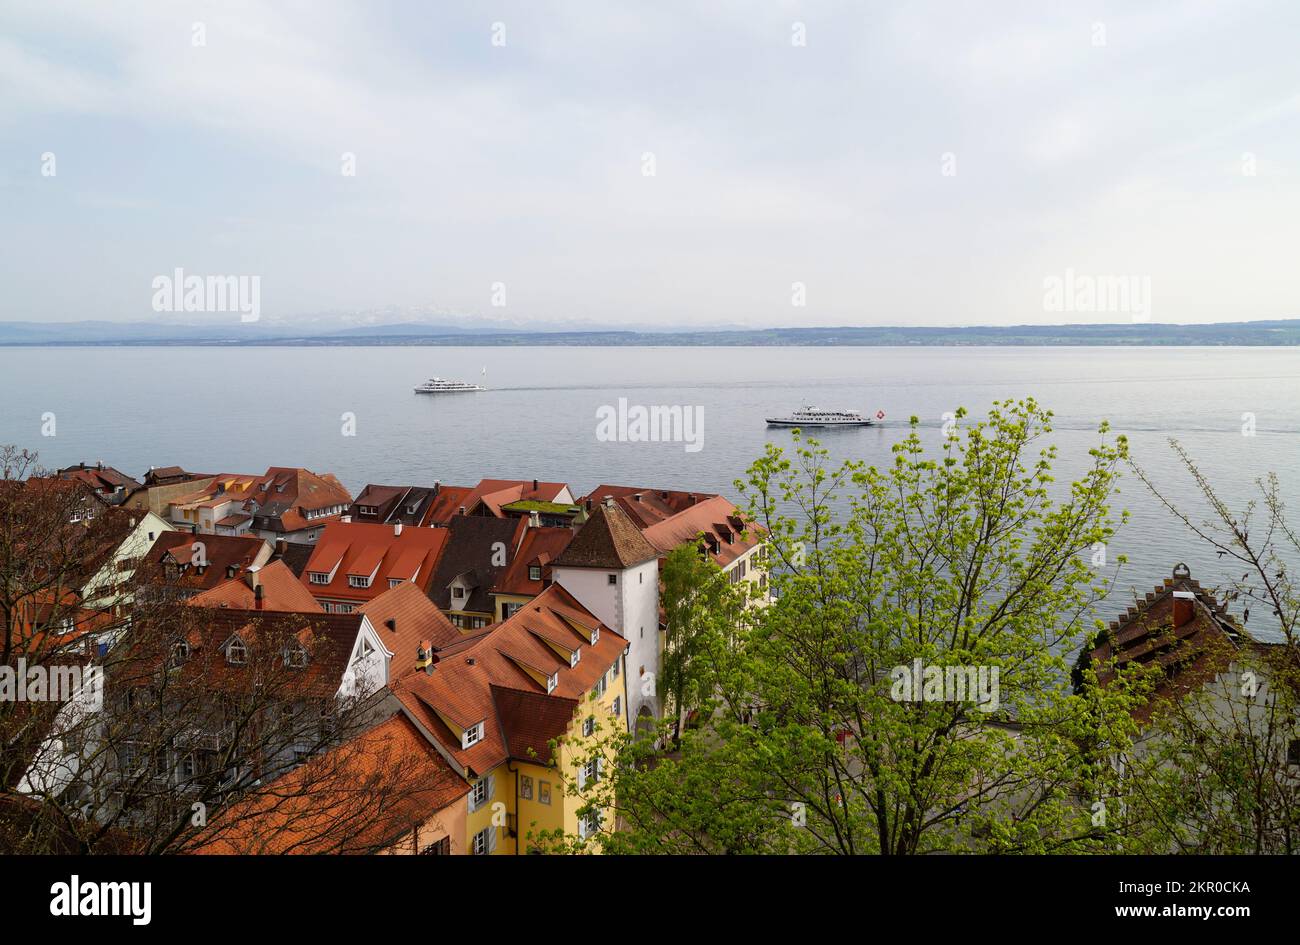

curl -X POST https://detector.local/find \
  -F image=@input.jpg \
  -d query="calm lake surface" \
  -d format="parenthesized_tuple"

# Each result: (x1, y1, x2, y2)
(2, 345, 1298, 629)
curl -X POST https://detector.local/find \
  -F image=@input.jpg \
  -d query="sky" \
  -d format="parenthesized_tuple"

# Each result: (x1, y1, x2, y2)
(1, 0, 1298, 329)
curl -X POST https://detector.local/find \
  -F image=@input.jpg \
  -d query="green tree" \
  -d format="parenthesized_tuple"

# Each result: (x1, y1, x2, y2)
(595, 399, 1144, 854)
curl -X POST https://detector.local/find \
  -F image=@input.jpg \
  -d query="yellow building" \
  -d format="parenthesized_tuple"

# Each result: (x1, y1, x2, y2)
(392, 584, 627, 853)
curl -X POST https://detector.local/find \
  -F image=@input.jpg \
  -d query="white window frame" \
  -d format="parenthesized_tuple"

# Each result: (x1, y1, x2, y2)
(462, 721, 484, 749)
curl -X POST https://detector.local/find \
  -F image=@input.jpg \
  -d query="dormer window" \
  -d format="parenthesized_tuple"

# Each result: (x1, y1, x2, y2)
(529, 565, 542, 581)
(453, 586, 465, 599)
(462, 721, 485, 749)
(169, 641, 190, 668)
(569, 649, 580, 668)
(284, 643, 308, 668)
(590, 627, 600, 645)
(348, 574, 372, 588)
(226, 638, 248, 665)
(308, 572, 330, 585)
(388, 578, 403, 589)
(546, 672, 558, 693)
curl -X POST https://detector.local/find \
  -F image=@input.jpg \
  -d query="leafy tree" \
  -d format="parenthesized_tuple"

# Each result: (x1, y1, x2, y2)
(591, 399, 1143, 853)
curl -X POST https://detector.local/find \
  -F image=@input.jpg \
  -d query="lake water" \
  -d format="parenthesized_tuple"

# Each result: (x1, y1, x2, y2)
(2, 345, 1297, 629)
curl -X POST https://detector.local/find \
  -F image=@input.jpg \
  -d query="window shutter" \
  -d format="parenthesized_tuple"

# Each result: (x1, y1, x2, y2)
(596, 757, 604, 781)
(487, 826, 498, 853)
(487, 774, 495, 801)
(577, 765, 587, 791)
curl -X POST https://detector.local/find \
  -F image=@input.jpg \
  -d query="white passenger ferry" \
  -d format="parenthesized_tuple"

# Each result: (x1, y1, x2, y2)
(765, 406, 884, 427)
(413, 376, 486, 393)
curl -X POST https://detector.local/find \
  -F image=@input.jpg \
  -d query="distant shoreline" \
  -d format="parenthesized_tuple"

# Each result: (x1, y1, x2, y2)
(3, 319, 1300, 347)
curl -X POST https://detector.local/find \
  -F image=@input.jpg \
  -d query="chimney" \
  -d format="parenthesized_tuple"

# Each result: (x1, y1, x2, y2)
(1172, 590, 1195, 628)
(604, 496, 615, 509)
(433, 481, 440, 496)
(254, 583, 264, 611)
(459, 506, 466, 516)
(275, 538, 287, 557)
(394, 522, 403, 537)
(689, 494, 697, 506)
(532, 479, 539, 491)
(585, 498, 592, 511)
(633, 493, 642, 502)
(247, 564, 261, 591)
(529, 510, 541, 528)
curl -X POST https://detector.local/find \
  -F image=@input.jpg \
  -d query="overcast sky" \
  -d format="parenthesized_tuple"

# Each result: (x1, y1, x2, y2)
(2, 0, 1298, 328)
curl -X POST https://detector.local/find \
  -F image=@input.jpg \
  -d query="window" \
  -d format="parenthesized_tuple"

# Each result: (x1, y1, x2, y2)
(538, 780, 552, 805)
(590, 627, 600, 644)
(226, 638, 247, 665)
(388, 578, 403, 589)
(453, 586, 465, 599)
(611, 658, 620, 679)
(348, 574, 371, 588)
(284, 644, 308, 668)
(520, 775, 534, 800)
(470, 776, 489, 811)
(180, 754, 197, 779)
(309, 572, 330, 585)
(611, 695, 621, 717)
(420, 836, 451, 856)
(569, 649, 580, 668)
(592, 673, 607, 698)
(546, 673, 558, 693)
(607, 573, 617, 585)
(169, 641, 190, 668)
(472, 826, 495, 855)
(463, 721, 484, 749)
(582, 716, 596, 737)
(1289, 739, 1300, 767)
(529, 565, 542, 581)
(578, 809, 603, 840)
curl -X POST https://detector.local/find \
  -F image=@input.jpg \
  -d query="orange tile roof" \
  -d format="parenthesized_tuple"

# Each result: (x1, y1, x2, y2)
(190, 713, 469, 854)
(136, 532, 271, 595)
(358, 581, 462, 678)
(187, 560, 324, 613)
(391, 584, 625, 775)
(301, 522, 450, 605)
(492, 526, 574, 597)
(641, 494, 763, 567)
(434, 479, 572, 522)
(554, 501, 659, 569)
(582, 484, 719, 528)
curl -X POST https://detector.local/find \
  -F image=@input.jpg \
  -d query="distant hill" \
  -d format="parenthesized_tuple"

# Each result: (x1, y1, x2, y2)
(2, 318, 1299, 347)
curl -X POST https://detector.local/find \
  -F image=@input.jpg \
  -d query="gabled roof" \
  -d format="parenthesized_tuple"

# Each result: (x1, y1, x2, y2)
(419, 485, 474, 526)
(581, 485, 719, 528)
(491, 685, 577, 766)
(300, 522, 450, 604)
(553, 500, 659, 570)
(136, 532, 271, 594)
(426, 515, 525, 614)
(391, 585, 625, 774)
(434, 479, 572, 522)
(641, 494, 763, 567)
(492, 526, 574, 597)
(191, 712, 470, 855)
(358, 581, 462, 677)
(188, 560, 324, 613)
(1080, 564, 1268, 724)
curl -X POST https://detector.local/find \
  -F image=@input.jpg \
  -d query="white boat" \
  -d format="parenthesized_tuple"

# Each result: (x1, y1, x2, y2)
(766, 406, 884, 427)
(413, 376, 486, 393)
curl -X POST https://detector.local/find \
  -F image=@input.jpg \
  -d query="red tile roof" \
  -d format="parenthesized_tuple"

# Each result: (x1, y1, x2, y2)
(358, 581, 462, 677)
(582, 485, 719, 528)
(191, 712, 469, 854)
(187, 559, 324, 613)
(641, 494, 763, 567)
(301, 522, 450, 605)
(392, 585, 625, 775)
(492, 526, 574, 597)
(427, 479, 572, 522)
(553, 501, 659, 570)
(135, 532, 271, 595)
